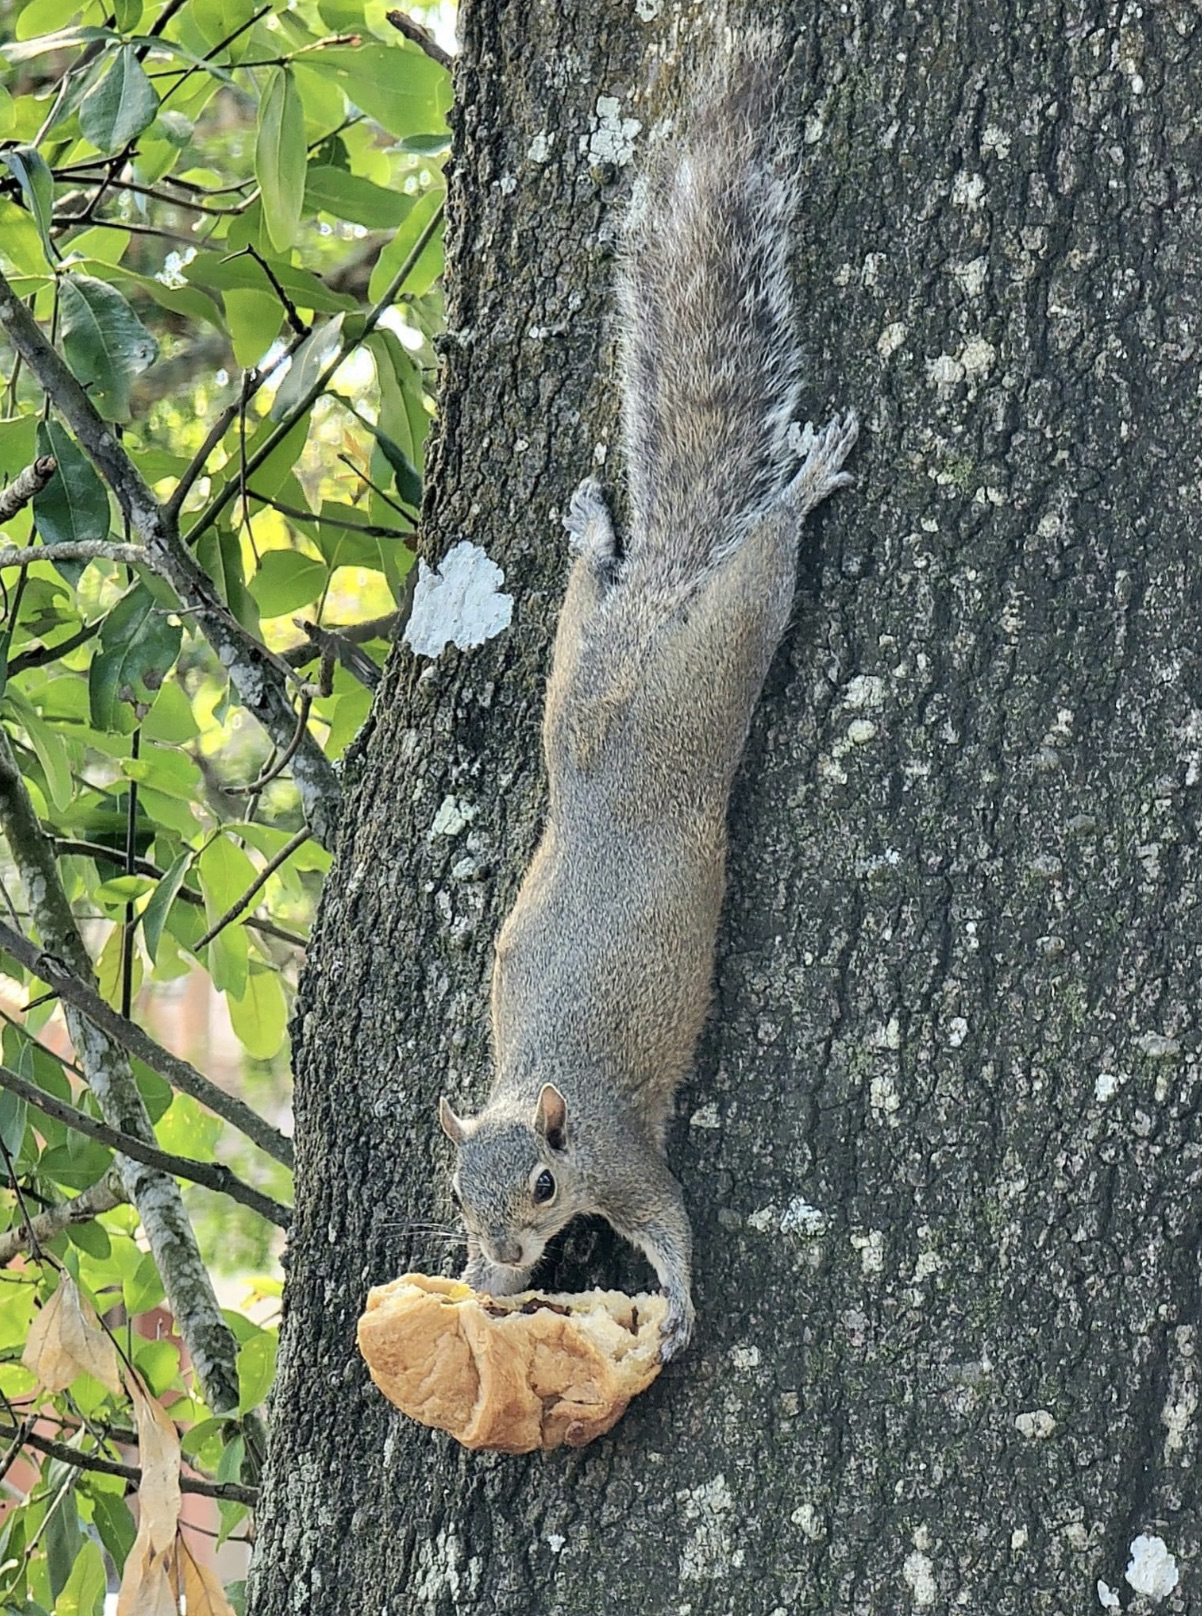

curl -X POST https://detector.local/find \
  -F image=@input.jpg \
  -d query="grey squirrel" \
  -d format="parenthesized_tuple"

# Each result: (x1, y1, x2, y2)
(439, 37, 858, 1362)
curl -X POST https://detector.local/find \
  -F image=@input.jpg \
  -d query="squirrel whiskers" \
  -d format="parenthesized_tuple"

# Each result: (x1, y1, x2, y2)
(438, 36, 858, 1362)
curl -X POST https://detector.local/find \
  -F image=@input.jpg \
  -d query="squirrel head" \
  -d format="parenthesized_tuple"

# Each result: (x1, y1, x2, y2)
(438, 1083, 579, 1273)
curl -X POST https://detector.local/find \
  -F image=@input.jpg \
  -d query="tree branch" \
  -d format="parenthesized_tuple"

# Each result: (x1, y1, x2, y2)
(0, 916, 294, 1168)
(0, 266, 341, 850)
(0, 1167, 126, 1265)
(0, 541, 150, 570)
(0, 727, 243, 1416)
(0, 1423, 258, 1506)
(385, 9, 453, 72)
(0, 457, 57, 522)
(0, 1064, 291, 1228)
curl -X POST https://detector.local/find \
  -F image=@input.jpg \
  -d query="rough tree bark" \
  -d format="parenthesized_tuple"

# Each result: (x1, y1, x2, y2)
(247, 2, 1202, 1612)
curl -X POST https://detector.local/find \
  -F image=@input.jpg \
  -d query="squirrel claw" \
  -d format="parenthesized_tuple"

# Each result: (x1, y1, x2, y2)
(563, 476, 619, 566)
(657, 1294, 696, 1363)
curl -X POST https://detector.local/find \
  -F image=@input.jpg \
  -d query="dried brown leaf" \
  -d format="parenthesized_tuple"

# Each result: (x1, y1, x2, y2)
(115, 1526, 179, 1616)
(126, 1370, 182, 1555)
(22, 1272, 123, 1394)
(179, 1533, 238, 1616)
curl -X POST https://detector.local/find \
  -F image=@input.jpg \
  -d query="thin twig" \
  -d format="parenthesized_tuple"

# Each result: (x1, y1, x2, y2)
(7, 620, 100, 676)
(0, 1063, 291, 1227)
(384, 8, 453, 71)
(227, 247, 308, 336)
(0, 1424, 259, 1506)
(0, 541, 148, 570)
(0, 265, 342, 849)
(192, 826, 311, 950)
(0, 1167, 126, 1265)
(288, 620, 382, 691)
(227, 698, 311, 797)
(0, 457, 57, 521)
(0, 918, 294, 1167)
(49, 839, 308, 949)
(184, 200, 445, 546)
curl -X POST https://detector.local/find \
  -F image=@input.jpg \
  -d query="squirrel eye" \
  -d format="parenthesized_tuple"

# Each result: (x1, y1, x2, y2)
(533, 1169, 556, 1205)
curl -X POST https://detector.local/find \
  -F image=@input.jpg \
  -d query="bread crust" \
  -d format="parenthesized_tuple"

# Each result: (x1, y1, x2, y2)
(356, 1273, 667, 1452)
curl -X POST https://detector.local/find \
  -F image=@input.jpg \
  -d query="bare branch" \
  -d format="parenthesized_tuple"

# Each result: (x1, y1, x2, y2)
(193, 826, 311, 950)
(385, 8, 453, 71)
(0, 728, 243, 1415)
(0, 457, 57, 522)
(0, 540, 149, 570)
(0, 916, 294, 1168)
(0, 1423, 258, 1505)
(288, 619, 383, 690)
(0, 1167, 126, 1265)
(0, 1063, 291, 1228)
(0, 265, 341, 849)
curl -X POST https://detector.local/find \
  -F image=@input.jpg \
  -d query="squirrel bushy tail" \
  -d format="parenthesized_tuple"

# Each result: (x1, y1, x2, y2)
(617, 36, 803, 587)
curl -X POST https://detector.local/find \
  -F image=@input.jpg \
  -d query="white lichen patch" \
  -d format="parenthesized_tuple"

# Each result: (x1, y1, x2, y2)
(847, 718, 878, 745)
(791, 1502, 826, 1539)
(952, 169, 986, 209)
(689, 1102, 721, 1129)
(633, 0, 662, 17)
(927, 353, 965, 388)
(981, 124, 1011, 158)
(844, 674, 886, 709)
(1125, 1534, 1179, 1598)
(951, 257, 988, 297)
(1014, 1409, 1057, 1440)
(868, 1016, 902, 1051)
(527, 131, 554, 163)
(404, 541, 513, 658)
(1136, 1032, 1180, 1059)
(581, 96, 642, 167)
(1097, 1581, 1120, 1611)
(678, 1474, 734, 1582)
(961, 337, 996, 376)
(852, 1229, 885, 1275)
(903, 1549, 937, 1606)
(747, 1206, 778, 1233)
(427, 796, 477, 840)
(730, 1344, 760, 1371)
(878, 315, 904, 353)
(870, 1073, 900, 1118)
(1089, 1071, 1121, 1105)
(780, 1197, 826, 1235)
(948, 1017, 969, 1049)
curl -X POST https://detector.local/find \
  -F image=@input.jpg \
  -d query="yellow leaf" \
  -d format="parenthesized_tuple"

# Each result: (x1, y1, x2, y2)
(126, 1371, 182, 1555)
(22, 1273, 123, 1394)
(115, 1528, 178, 1616)
(179, 1534, 238, 1616)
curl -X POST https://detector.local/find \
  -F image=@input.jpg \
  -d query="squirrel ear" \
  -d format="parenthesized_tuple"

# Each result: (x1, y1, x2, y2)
(439, 1096, 467, 1146)
(533, 1083, 568, 1150)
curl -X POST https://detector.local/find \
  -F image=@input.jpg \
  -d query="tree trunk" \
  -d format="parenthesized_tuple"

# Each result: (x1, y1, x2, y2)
(247, 2, 1202, 1612)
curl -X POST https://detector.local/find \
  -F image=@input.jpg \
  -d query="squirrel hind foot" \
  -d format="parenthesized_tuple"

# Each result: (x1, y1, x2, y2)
(564, 476, 622, 575)
(781, 410, 860, 517)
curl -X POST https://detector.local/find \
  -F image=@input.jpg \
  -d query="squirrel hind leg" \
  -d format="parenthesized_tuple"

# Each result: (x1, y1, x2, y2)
(564, 476, 623, 581)
(780, 409, 860, 520)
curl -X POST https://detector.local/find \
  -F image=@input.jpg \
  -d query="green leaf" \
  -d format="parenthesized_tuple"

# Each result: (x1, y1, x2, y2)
(185, 249, 355, 314)
(59, 275, 159, 423)
(2, 25, 114, 61)
(43, 1466, 81, 1602)
(364, 423, 422, 508)
(197, 525, 259, 633)
(249, 550, 328, 618)
(236, 1330, 277, 1413)
(268, 315, 343, 423)
(88, 582, 181, 735)
(142, 851, 191, 964)
(1, 147, 55, 260)
(55, 1534, 106, 1616)
(133, 1336, 179, 1395)
(124, 1248, 165, 1315)
(79, 46, 158, 154)
(314, 43, 449, 139)
(228, 964, 287, 1060)
(31, 421, 109, 555)
(197, 837, 254, 995)
(0, 84, 15, 138)
(256, 66, 306, 255)
(0, 1087, 25, 1157)
(156, 1091, 220, 1162)
(113, 0, 142, 29)
(222, 286, 283, 369)
(303, 166, 412, 229)
(81, 1485, 135, 1574)
(367, 186, 444, 305)
(65, 1218, 111, 1260)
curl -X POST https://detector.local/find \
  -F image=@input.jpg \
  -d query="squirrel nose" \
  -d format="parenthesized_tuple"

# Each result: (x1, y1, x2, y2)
(485, 1235, 524, 1267)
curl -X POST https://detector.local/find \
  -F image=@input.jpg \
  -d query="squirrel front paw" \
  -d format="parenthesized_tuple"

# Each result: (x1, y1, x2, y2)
(563, 477, 619, 568)
(462, 1253, 531, 1298)
(782, 410, 859, 515)
(658, 1289, 696, 1363)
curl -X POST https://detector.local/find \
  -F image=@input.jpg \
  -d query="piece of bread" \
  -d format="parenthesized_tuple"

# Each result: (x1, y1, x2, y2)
(356, 1273, 667, 1452)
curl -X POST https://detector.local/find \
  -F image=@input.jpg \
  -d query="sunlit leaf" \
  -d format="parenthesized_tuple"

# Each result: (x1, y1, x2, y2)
(256, 66, 306, 255)
(311, 42, 449, 139)
(228, 964, 287, 1060)
(142, 852, 191, 964)
(79, 46, 158, 154)
(303, 166, 412, 229)
(59, 275, 159, 422)
(367, 185, 444, 305)
(249, 550, 328, 618)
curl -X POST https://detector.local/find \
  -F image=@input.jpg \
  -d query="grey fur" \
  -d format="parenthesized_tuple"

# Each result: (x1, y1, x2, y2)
(440, 37, 858, 1362)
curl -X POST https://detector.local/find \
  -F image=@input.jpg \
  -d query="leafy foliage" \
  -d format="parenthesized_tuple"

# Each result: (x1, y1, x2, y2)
(0, 0, 450, 1605)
